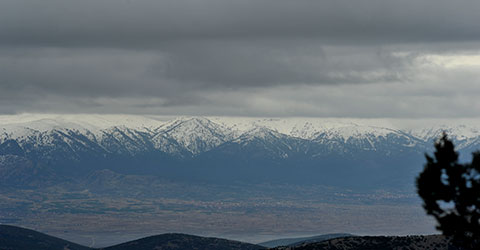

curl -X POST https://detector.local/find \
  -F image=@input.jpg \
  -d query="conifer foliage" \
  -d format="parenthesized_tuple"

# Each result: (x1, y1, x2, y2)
(417, 134, 480, 249)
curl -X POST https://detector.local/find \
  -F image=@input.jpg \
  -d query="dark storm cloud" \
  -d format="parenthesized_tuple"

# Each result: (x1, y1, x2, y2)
(1, 0, 480, 117)
(0, 44, 408, 102)
(158, 41, 410, 87)
(1, 0, 480, 47)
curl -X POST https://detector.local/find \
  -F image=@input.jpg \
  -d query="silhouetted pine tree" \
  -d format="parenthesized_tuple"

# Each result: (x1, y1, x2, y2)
(417, 134, 480, 249)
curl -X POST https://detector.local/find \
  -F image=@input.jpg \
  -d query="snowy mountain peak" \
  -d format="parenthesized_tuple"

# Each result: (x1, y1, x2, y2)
(161, 117, 217, 131)
(0, 114, 167, 139)
(315, 124, 401, 141)
(238, 126, 284, 140)
(157, 117, 233, 155)
(411, 125, 480, 141)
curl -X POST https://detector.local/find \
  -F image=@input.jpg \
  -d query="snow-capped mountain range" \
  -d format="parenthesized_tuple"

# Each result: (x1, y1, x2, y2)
(1, 114, 480, 189)
(2, 114, 480, 153)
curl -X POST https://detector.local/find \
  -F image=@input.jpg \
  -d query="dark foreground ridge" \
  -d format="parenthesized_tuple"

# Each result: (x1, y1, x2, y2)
(0, 225, 265, 250)
(272, 235, 465, 250)
(0, 225, 467, 250)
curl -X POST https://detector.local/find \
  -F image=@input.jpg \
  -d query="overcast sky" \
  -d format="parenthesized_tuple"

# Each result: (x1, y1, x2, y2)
(1, 0, 480, 118)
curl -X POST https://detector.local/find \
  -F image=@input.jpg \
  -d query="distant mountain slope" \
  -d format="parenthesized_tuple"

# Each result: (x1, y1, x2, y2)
(259, 233, 353, 248)
(0, 225, 90, 250)
(101, 233, 265, 250)
(0, 155, 58, 188)
(273, 235, 464, 250)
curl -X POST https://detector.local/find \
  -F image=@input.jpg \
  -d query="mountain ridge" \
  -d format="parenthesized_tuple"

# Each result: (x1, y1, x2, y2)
(3, 115, 480, 146)
(2, 115, 480, 190)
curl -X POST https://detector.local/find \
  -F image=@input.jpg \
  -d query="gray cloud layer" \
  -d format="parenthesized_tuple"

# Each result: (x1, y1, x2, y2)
(1, 0, 480, 117)
(2, 0, 480, 47)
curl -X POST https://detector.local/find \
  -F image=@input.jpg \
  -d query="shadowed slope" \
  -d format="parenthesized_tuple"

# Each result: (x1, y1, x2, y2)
(0, 225, 90, 250)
